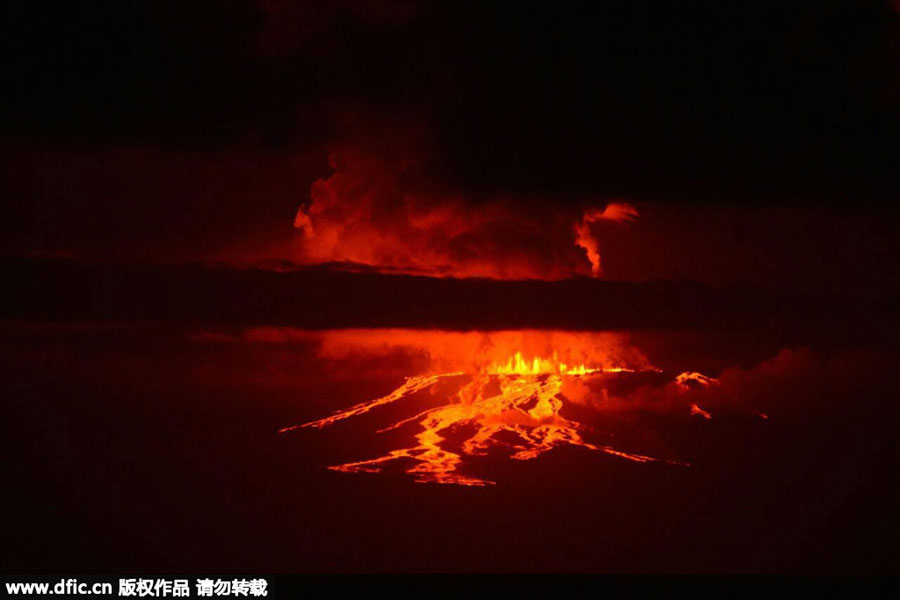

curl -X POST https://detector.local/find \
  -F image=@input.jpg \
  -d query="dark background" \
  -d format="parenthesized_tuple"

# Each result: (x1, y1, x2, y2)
(3, 0, 899, 196)
(2, 1, 899, 259)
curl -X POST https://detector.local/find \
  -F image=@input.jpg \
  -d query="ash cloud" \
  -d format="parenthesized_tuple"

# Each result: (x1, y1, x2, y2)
(2, 0, 899, 275)
(287, 134, 616, 278)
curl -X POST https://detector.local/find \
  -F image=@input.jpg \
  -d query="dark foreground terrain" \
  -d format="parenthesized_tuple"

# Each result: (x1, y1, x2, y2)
(3, 316, 899, 573)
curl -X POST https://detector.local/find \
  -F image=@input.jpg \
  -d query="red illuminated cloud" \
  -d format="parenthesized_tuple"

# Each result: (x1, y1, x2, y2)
(290, 144, 638, 280)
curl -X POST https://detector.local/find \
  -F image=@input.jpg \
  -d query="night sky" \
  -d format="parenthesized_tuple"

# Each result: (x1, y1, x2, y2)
(3, 1, 899, 263)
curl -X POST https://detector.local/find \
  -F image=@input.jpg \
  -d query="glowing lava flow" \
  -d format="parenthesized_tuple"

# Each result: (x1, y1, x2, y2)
(285, 352, 671, 486)
(675, 371, 718, 391)
(279, 373, 463, 432)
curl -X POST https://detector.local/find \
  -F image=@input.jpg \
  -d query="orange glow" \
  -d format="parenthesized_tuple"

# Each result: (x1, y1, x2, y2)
(574, 202, 638, 276)
(279, 330, 694, 485)
(280, 373, 464, 432)
(290, 149, 638, 279)
(309, 366, 667, 486)
(690, 403, 712, 419)
(487, 351, 628, 376)
(675, 371, 719, 391)
(312, 329, 654, 376)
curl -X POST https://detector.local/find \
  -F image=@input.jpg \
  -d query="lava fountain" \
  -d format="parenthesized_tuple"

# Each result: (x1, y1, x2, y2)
(279, 330, 712, 486)
(281, 176, 715, 485)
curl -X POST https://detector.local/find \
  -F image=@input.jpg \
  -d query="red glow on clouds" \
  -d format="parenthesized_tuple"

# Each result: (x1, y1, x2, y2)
(575, 203, 638, 276)
(291, 147, 637, 279)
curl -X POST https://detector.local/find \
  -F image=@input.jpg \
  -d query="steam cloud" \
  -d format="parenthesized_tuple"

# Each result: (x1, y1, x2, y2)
(291, 143, 638, 279)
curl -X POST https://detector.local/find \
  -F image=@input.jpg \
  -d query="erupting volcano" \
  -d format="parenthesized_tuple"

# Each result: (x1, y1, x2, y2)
(280, 330, 714, 486)
(265, 152, 747, 486)
(281, 151, 719, 487)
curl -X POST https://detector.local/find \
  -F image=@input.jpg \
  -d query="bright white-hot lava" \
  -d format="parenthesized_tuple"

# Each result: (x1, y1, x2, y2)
(279, 331, 716, 486)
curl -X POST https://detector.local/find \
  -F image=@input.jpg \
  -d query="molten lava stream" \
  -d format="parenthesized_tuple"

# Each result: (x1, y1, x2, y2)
(281, 336, 691, 486)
